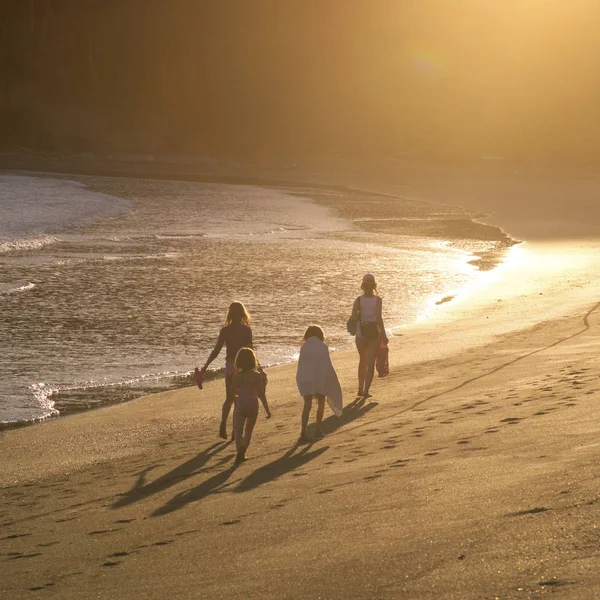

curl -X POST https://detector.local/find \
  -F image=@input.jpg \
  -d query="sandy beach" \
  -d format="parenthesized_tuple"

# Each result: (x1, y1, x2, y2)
(2, 168, 600, 599)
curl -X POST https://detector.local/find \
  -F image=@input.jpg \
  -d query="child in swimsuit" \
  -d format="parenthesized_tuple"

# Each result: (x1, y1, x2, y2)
(232, 347, 271, 464)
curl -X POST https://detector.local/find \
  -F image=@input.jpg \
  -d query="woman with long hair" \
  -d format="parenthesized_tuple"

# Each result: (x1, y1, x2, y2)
(199, 302, 253, 439)
(350, 274, 388, 398)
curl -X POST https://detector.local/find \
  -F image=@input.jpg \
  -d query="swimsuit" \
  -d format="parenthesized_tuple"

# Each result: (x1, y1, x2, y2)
(234, 372, 262, 418)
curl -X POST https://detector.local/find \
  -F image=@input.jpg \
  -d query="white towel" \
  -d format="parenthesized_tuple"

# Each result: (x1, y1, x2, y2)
(296, 337, 343, 417)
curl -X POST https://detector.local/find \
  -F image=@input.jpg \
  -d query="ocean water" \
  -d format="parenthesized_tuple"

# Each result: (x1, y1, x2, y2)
(0, 172, 506, 427)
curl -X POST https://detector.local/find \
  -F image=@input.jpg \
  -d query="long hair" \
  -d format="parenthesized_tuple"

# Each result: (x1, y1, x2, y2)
(234, 347, 258, 372)
(225, 301, 251, 326)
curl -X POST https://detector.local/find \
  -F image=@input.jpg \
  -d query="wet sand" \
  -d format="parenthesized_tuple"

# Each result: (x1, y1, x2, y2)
(2, 167, 600, 599)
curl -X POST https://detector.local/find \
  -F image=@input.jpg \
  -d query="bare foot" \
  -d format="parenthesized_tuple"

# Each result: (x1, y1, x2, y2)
(219, 423, 227, 439)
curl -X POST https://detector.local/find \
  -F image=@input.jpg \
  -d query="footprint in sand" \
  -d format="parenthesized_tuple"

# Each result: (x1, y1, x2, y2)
(29, 583, 54, 591)
(55, 517, 78, 523)
(88, 529, 122, 536)
(500, 417, 521, 424)
(8, 553, 42, 560)
(538, 579, 575, 589)
(317, 488, 334, 494)
(2, 533, 31, 540)
(506, 507, 550, 517)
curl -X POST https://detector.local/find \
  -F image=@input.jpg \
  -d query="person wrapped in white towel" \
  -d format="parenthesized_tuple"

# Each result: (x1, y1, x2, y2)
(296, 325, 343, 442)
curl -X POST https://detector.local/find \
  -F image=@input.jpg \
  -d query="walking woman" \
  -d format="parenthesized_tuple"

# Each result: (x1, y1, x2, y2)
(351, 273, 388, 398)
(199, 302, 253, 439)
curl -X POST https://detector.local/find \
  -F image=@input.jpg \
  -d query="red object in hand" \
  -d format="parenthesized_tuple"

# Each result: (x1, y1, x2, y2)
(376, 343, 389, 378)
(194, 367, 204, 390)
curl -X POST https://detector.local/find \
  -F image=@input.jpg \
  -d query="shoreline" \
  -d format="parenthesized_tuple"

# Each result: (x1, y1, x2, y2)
(5, 237, 600, 483)
(0, 162, 517, 431)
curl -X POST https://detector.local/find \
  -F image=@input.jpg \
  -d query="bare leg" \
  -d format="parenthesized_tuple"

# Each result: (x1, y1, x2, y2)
(220, 374, 234, 439)
(356, 337, 368, 395)
(301, 395, 313, 439)
(242, 411, 258, 456)
(234, 410, 246, 457)
(315, 395, 326, 437)
(363, 338, 379, 397)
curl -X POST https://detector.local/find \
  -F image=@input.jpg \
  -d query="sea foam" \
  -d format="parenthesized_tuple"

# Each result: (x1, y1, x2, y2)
(0, 174, 130, 252)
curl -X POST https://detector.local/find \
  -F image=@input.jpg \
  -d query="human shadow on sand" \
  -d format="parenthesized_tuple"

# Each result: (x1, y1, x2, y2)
(233, 443, 329, 493)
(315, 397, 378, 437)
(152, 443, 328, 516)
(112, 441, 231, 509)
(151, 462, 241, 517)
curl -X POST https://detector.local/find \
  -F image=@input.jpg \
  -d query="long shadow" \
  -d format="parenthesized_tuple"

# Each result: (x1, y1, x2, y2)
(233, 443, 329, 493)
(316, 397, 378, 436)
(112, 441, 231, 509)
(151, 443, 329, 516)
(151, 462, 240, 517)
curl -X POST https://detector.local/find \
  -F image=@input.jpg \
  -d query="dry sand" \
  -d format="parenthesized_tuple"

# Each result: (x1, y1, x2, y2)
(2, 168, 600, 599)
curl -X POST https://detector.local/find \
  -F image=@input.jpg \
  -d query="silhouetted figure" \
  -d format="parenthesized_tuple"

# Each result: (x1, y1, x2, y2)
(351, 274, 388, 398)
(296, 325, 342, 442)
(232, 347, 271, 463)
(200, 302, 253, 439)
